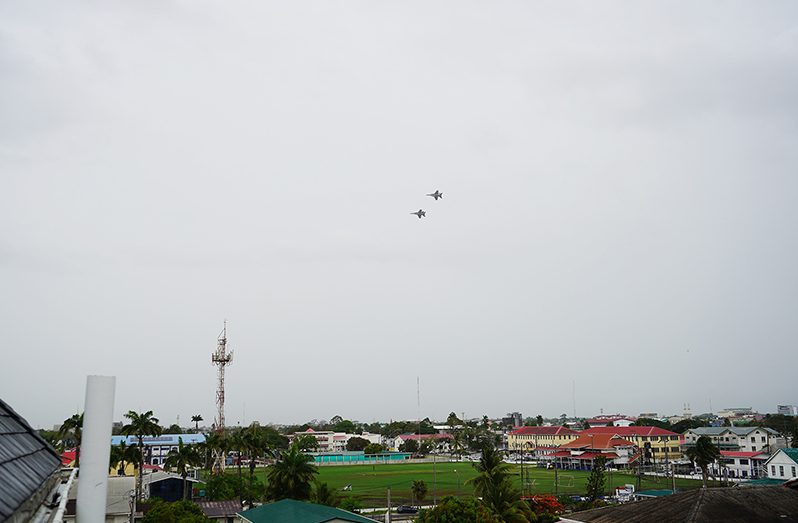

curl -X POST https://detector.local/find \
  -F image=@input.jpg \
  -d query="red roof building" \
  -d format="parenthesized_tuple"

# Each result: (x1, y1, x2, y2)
(582, 426, 683, 461)
(553, 433, 639, 470)
(507, 426, 580, 459)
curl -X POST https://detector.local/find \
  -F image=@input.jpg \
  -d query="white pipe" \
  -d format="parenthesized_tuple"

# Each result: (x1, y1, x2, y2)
(52, 468, 78, 522)
(76, 375, 116, 523)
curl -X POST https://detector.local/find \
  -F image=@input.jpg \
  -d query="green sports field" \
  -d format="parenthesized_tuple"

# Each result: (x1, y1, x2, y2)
(252, 461, 703, 507)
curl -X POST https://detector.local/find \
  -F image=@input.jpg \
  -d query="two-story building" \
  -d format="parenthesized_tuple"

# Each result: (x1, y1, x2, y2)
(110, 434, 205, 466)
(507, 426, 580, 458)
(683, 427, 784, 454)
(583, 426, 683, 461)
(289, 429, 382, 452)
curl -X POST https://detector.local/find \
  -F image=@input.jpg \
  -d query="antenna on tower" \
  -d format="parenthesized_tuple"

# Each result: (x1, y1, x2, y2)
(211, 320, 234, 473)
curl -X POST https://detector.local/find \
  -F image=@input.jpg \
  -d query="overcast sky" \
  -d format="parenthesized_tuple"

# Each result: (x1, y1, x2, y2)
(2, 1, 797, 430)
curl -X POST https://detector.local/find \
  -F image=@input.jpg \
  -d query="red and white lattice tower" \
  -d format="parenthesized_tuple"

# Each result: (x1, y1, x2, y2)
(211, 321, 233, 473)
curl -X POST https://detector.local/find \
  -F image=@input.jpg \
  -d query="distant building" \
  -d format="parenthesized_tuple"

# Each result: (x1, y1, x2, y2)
(585, 415, 637, 428)
(392, 433, 452, 452)
(288, 429, 381, 453)
(777, 405, 798, 416)
(110, 434, 205, 466)
(502, 412, 523, 427)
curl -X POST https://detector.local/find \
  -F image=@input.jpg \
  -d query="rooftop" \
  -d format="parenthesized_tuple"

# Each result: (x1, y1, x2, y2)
(0, 398, 62, 521)
(510, 426, 579, 436)
(238, 499, 375, 523)
(583, 426, 679, 437)
(564, 485, 798, 523)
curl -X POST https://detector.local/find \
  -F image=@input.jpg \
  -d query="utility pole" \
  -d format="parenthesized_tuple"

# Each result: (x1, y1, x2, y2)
(386, 486, 391, 523)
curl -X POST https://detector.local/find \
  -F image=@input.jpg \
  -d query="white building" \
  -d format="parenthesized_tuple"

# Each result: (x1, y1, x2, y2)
(290, 429, 381, 452)
(683, 427, 785, 454)
(777, 405, 798, 416)
(764, 448, 798, 480)
(715, 451, 769, 479)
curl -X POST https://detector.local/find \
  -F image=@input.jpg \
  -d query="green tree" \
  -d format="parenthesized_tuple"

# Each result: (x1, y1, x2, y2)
(345, 437, 370, 451)
(265, 443, 318, 501)
(310, 481, 341, 507)
(792, 424, 798, 448)
(364, 443, 384, 455)
(585, 456, 607, 501)
(109, 440, 139, 475)
(339, 496, 362, 513)
(122, 410, 162, 501)
(411, 479, 429, 507)
(206, 473, 238, 501)
(293, 433, 320, 451)
(446, 412, 462, 427)
(241, 424, 275, 507)
(333, 419, 356, 433)
(417, 496, 497, 523)
(165, 437, 202, 500)
(468, 444, 531, 522)
(399, 439, 419, 453)
(536, 415, 544, 426)
(191, 415, 203, 431)
(58, 413, 84, 467)
(141, 499, 211, 523)
(164, 424, 183, 434)
(685, 435, 721, 488)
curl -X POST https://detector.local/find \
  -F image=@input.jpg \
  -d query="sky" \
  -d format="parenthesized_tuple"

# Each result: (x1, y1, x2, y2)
(2, 1, 797, 430)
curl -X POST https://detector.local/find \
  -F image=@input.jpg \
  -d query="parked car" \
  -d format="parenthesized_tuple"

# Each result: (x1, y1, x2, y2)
(396, 505, 418, 514)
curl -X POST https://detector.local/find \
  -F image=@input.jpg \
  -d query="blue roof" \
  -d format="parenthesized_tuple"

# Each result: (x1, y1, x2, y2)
(111, 433, 205, 446)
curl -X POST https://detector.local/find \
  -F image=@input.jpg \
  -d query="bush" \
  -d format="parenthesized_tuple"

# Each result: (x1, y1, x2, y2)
(142, 499, 211, 523)
(339, 496, 362, 513)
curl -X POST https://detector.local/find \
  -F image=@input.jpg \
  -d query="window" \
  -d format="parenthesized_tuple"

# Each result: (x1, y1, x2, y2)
(772, 465, 777, 475)
(752, 446, 756, 451)
(780, 466, 784, 476)
(739, 459, 749, 465)
(793, 466, 796, 478)
(761, 437, 766, 442)
(751, 437, 755, 443)
(742, 471, 748, 478)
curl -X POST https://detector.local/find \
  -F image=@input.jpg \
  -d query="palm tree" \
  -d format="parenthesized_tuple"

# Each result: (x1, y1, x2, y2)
(480, 476, 530, 523)
(468, 444, 512, 498)
(58, 413, 84, 467)
(685, 435, 721, 488)
(265, 443, 318, 501)
(122, 410, 162, 501)
(109, 440, 138, 475)
(191, 414, 203, 432)
(310, 481, 341, 507)
(411, 479, 428, 507)
(241, 424, 274, 508)
(164, 437, 202, 500)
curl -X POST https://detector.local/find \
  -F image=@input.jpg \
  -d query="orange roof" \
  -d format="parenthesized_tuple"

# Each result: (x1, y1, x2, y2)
(560, 433, 635, 450)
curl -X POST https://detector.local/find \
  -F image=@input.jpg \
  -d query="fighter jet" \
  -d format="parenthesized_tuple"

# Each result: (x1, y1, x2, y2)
(426, 190, 443, 200)
(411, 209, 426, 219)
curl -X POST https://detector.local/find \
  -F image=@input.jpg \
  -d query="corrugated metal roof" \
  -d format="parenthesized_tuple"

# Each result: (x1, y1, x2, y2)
(238, 499, 375, 523)
(0, 398, 62, 521)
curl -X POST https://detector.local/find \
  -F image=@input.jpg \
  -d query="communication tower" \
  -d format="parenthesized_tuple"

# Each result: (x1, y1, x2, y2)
(211, 321, 233, 472)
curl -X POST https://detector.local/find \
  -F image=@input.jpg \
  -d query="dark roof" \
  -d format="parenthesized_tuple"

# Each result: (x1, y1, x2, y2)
(0, 398, 62, 520)
(238, 499, 375, 523)
(196, 500, 242, 517)
(566, 485, 798, 523)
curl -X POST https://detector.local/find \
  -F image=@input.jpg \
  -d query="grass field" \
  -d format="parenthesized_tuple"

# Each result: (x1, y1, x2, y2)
(251, 461, 703, 507)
